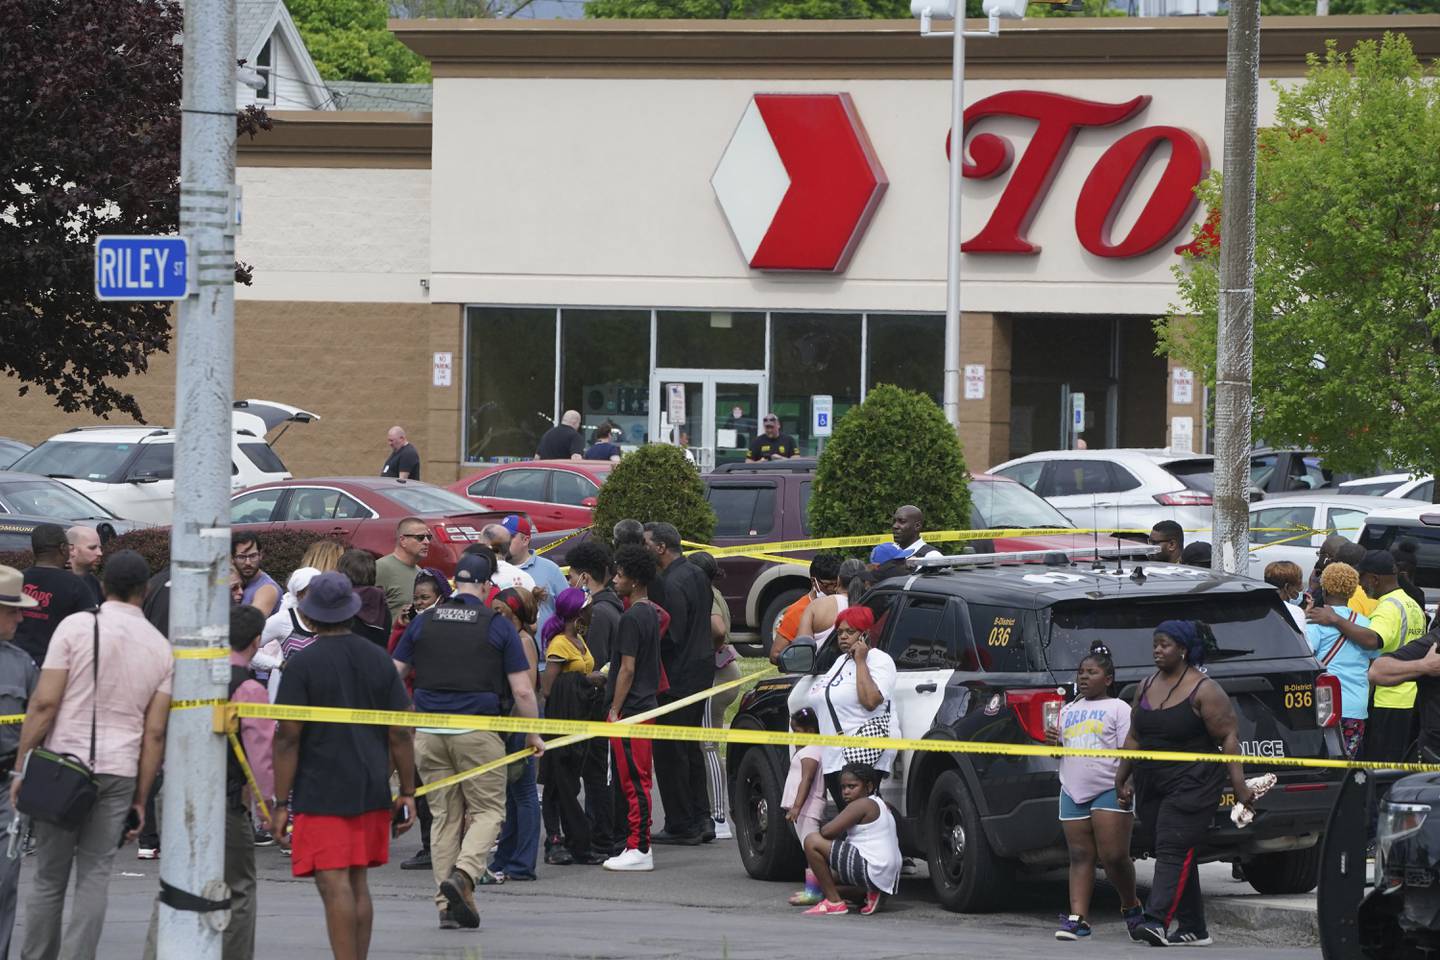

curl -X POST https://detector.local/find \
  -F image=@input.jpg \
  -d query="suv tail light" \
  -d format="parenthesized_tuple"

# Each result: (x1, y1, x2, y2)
(1155, 490, 1213, 506)
(1315, 674, 1341, 728)
(432, 522, 484, 544)
(1007, 688, 1066, 742)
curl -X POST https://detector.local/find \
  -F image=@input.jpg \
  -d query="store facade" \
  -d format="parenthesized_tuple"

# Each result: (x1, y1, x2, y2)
(4, 17, 1435, 481)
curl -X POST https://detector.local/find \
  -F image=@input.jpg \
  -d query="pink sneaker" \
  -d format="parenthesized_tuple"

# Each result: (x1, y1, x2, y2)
(860, 890, 884, 916)
(803, 899, 849, 916)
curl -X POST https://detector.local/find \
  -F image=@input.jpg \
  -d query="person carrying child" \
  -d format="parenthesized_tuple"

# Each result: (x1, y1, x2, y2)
(800, 762, 901, 917)
(782, 708, 827, 906)
(1051, 640, 1143, 942)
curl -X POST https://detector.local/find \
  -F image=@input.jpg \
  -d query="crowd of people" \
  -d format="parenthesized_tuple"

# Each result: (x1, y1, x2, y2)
(3, 491, 1440, 956)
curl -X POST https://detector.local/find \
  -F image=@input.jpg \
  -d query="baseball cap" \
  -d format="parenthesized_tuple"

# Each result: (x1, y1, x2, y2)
(869, 542, 905, 565)
(456, 551, 496, 585)
(502, 515, 531, 537)
(1357, 550, 1396, 576)
(287, 566, 321, 595)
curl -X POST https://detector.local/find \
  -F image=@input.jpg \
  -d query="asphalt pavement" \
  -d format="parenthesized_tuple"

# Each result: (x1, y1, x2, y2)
(17, 830, 1326, 959)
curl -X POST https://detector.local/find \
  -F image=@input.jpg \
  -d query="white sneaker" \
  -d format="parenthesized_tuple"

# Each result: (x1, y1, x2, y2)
(712, 818, 733, 840)
(137, 847, 159, 860)
(602, 847, 654, 872)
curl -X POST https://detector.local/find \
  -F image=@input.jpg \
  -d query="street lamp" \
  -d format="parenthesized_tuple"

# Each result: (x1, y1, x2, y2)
(912, 0, 1026, 432)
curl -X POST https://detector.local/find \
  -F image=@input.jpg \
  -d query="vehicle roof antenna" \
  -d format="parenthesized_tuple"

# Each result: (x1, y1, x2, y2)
(1091, 495, 1104, 571)
(1114, 498, 1125, 576)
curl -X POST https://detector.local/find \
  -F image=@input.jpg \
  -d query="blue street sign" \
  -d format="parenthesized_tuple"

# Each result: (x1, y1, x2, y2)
(94, 235, 190, 301)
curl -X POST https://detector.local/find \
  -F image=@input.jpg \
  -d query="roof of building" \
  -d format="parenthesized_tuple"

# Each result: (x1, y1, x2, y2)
(328, 81, 434, 112)
(236, 0, 335, 110)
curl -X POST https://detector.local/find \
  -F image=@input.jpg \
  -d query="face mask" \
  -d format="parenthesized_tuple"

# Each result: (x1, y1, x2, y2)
(1285, 594, 1303, 607)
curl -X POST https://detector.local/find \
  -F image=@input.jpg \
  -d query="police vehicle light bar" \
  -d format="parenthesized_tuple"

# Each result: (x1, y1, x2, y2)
(915, 544, 1154, 571)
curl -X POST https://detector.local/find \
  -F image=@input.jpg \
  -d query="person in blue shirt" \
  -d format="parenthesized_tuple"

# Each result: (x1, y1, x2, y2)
(502, 515, 570, 630)
(392, 551, 544, 931)
(1306, 561, 1377, 759)
(584, 422, 623, 462)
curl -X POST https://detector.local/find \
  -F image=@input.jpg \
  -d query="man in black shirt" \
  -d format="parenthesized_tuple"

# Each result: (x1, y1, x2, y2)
(382, 426, 421, 481)
(14, 524, 93, 666)
(272, 572, 416, 957)
(746, 413, 798, 461)
(1370, 626, 1440, 761)
(65, 526, 105, 607)
(603, 545, 663, 872)
(643, 521, 716, 845)
(565, 538, 623, 857)
(536, 410, 585, 460)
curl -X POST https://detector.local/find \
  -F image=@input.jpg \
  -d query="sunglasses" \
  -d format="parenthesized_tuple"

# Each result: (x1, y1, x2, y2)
(403, 532, 434, 542)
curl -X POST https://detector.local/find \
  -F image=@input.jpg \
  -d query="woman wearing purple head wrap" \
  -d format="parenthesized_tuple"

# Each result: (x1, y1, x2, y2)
(538, 587, 604, 865)
(1112, 619, 1255, 947)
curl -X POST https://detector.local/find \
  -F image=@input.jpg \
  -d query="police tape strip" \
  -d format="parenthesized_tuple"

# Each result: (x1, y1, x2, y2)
(172, 647, 229, 660)
(223, 701, 1440, 775)
(228, 730, 271, 824)
(372, 665, 779, 798)
(535, 529, 585, 557)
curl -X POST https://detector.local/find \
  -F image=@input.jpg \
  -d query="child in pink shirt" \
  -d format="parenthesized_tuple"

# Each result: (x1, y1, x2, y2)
(782, 708, 826, 906)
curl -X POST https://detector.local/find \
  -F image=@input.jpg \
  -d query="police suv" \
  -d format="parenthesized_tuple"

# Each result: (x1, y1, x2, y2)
(728, 547, 1345, 911)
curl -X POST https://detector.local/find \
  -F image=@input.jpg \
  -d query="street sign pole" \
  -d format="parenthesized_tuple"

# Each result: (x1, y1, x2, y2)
(157, 0, 235, 954)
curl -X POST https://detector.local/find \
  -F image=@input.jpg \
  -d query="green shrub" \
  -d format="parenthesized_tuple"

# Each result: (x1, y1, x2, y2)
(592, 444, 716, 545)
(810, 384, 971, 547)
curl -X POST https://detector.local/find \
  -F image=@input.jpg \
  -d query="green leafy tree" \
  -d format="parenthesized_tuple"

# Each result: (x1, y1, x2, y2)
(1159, 33, 1440, 484)
(810, 384, 970, 543)
(289, 0, 430, 83)
(592, 444, 717, 544)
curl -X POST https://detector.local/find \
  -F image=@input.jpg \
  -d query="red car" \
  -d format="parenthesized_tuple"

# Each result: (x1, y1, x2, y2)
(448, 460, 613, 533)
(230, 477, 514, 577)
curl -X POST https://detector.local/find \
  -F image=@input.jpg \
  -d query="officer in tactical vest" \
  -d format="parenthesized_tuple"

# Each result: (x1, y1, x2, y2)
(392, 551, 544, 931)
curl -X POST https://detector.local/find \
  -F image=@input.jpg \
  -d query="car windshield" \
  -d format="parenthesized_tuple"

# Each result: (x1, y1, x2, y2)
(1046, 594, 1309, 670)
(10, 441, 137, 482)
(970, 479, 1073, 529)
(383, 484, 489, 516)
(0, 479, 116, 520)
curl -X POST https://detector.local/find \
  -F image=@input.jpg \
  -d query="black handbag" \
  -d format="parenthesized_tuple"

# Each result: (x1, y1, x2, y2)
(17, 613, 100, 830)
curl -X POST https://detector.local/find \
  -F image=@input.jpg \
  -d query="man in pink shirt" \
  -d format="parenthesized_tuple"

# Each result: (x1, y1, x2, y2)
(11, 550, 172, 960)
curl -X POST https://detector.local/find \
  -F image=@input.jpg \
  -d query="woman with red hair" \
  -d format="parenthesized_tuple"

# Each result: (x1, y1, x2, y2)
(801, 604, 897, 806)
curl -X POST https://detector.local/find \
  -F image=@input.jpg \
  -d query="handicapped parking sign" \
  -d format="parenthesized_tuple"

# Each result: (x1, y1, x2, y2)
(812, 395, 833, 438)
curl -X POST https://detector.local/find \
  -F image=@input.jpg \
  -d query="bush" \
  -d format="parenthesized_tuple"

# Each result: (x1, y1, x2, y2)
(592, 443, 716, 545)
(0, 551, 29, 571)
(101, 528, 347, 585)
(810, 384, 971, 546)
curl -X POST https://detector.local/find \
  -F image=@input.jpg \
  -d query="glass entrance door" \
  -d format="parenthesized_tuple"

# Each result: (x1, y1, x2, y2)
(651, 370, 766, 471)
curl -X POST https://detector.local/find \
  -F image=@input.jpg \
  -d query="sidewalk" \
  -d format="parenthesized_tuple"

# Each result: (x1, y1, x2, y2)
(1133, 859, 1322, 945)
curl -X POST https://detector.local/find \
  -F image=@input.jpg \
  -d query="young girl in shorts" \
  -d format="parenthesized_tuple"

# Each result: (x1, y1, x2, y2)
(800, 762, 901, 917)
(782, 709, 827, 906)
(1054, 640, 1143, 941)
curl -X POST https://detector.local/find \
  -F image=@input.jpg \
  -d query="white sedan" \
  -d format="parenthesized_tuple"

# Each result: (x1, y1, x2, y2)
(1339, 472, 1434, 502)
(1246, 493, 1395, 582)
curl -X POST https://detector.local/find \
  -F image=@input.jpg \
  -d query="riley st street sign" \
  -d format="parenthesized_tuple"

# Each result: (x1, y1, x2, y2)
(94, 235, 191, 301)
(713, 89, 1210, 273)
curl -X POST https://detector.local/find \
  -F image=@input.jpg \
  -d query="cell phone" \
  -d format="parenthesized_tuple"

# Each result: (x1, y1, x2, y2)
(391, 801, 412, 838)
(119, 808, 140, 848)
(404, 604, 417, 620)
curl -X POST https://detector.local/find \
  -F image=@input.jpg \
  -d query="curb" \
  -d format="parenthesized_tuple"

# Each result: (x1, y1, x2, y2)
(1203, 896, 1318, 946)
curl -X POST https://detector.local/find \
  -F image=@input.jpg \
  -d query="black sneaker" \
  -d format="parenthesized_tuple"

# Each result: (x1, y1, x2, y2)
(1167, 930, 1212, 947)
(650, 830, 703, 846)
(253, 828, 274, 848)
(1133, 921, 1170, 947)
(545, 845, 574, 865)
(400, 848, 432, 871)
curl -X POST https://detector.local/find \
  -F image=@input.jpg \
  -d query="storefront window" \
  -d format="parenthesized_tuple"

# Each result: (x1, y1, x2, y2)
(770, 312, 861, 456)
(561, 309, 650, 447)
(866, 313, 943, 404)
(656, 311, 765, 369)
(465, 307, 556, 461)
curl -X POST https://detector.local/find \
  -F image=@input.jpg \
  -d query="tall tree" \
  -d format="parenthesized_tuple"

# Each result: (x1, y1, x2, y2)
(1159, 33, 1440, 486)
(0, 0, 184, 419)
(288, 0, 431, 83)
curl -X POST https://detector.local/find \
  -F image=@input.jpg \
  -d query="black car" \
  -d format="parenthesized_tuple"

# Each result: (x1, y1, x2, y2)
(1356, 772, 1440, 957)
(728, 548, 1346, 912)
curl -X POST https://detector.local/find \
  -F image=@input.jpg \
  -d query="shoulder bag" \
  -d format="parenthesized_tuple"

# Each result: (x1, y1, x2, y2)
(17, 612, 100, 830)
(822, 654, 893, 767)
(1320, 610, 1359, 669)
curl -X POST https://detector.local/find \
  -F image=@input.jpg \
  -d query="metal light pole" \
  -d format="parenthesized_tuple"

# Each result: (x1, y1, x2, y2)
(915, 0, 1022, 432)
(158, 0, 237, 954)
(1211, 0, 1260, 575)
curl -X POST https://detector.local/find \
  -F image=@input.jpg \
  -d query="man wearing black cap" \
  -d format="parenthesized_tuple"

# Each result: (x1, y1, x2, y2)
(14, 523, 92, 667)
(391, 552, 544, 929)
(1309, 549, 1424, 761)
(270, 572, 417, 957)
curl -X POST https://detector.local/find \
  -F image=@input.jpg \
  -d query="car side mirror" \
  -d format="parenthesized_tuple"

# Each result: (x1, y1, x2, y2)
(778, 637, 817, 675)
(581, 496, 597, 508)
(127, 472, 161, 484)
(1247, 487, 1265, 503)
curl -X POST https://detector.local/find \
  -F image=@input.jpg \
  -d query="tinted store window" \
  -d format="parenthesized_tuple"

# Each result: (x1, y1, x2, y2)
(656, 311, 765, 369)
(561, 309, 650, 446)
(770, 313, 860, 456)
(866, 313, 943, 404)
(465, 307, 556, 461)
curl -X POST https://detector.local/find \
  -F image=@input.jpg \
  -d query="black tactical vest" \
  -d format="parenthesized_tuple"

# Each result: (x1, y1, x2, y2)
(412, 599, 507, 697)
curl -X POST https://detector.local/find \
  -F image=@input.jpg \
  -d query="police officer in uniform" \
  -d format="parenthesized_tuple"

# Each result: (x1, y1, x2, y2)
(392, 552, 544, 931)
(0, 565, 38, 957)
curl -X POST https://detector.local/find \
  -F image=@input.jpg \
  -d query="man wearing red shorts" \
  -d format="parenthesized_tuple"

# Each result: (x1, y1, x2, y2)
(271, 572, 416, 960)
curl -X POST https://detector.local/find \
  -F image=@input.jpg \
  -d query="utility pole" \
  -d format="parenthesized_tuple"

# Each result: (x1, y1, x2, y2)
(1211, 0, 1259, 575)
(158, 0, 236, 954)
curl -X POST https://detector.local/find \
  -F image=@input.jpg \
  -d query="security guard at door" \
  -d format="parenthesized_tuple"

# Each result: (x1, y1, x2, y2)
(391, 551, 545, 930)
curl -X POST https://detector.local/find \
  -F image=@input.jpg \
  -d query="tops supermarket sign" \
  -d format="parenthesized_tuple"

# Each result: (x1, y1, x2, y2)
(712, 90, 1209, 273)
